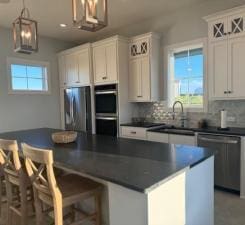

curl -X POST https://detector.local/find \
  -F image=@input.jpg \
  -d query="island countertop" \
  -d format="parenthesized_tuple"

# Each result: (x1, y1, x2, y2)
(0, 128, 215, 193)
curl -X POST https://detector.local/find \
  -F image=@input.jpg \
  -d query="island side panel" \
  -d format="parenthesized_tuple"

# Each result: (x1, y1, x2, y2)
(107, 182, 148, 225)
(240, 137, 245, 199)
(186, 156, 214, 225)
(147, 172, 186, 225)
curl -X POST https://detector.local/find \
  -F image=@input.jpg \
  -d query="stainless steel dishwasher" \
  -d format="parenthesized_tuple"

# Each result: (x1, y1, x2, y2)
(197, 133, 241, 191)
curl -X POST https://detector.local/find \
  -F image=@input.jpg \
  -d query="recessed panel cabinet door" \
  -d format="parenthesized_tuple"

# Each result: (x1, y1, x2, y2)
(140, 57, 151, 101)
(77, 49, 90, 85)
(209, 40, 228, 98)
(93, 46, 106, 83)
(65, 54, 79, 86)
(228, 37, 245, 98)
(105, 43, 118, 82)
(58, 55, 67, 87)
(129, 59, 140, 101)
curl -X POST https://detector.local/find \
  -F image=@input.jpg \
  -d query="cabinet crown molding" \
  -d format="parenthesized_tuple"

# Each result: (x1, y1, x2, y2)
(129, 32, 161, 42)
(58, 43, 91, 56)
(203, 4, 245, 22)
(92, 35, 129, 47)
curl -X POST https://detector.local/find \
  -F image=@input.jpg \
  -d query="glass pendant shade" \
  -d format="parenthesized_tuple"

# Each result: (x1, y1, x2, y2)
(13, 8, 38, 54)
(72, 0, 108, 32)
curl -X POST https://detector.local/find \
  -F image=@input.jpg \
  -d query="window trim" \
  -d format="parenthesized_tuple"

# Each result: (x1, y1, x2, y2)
(7, 57, 51, 95)
(164, 38, 208, 112)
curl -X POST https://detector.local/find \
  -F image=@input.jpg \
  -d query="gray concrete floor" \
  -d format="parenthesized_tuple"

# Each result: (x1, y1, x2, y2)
(215, 190, 245, 225)
(0, 190, 244, 225)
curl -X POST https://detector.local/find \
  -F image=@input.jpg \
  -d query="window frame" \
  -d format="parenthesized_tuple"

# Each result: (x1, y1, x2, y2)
(164, 38, 208, 112)
(7, 57, 51, 95)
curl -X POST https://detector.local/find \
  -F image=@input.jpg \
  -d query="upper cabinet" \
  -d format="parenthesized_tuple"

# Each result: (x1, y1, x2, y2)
(129, 33, 160, 102)
(58, 44, 92, 88)
(92, 36, 127, 85)
(205, 6, 245, 100)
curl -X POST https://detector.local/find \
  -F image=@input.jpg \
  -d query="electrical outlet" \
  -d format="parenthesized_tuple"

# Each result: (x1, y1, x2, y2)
(227, 116, 236, 122)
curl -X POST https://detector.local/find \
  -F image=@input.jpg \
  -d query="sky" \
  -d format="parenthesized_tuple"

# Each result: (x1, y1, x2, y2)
(11, 64, 45, 91)
(174, 53, 203, 95)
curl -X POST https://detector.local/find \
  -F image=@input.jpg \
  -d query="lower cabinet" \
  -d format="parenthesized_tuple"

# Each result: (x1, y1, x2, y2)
(121, 126, 147, 140)
(147, 132, 196, 146)
(147, 132, 168, 143)
(168, 134, 196, 146)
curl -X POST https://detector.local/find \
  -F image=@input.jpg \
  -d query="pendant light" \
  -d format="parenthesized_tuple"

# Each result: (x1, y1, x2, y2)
(13, 0, 38, 54)
(72, 0, 108, 32)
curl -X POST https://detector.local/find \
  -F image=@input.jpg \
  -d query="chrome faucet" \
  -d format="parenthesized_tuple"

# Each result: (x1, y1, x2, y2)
(172, 101, 186, 127)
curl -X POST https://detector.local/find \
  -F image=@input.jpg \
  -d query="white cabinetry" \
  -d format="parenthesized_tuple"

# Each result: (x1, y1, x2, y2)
(58, 44, 92, 87)
(147, 131, 196, 146)
(129, 33, 160, 102)
(205, 6, 245, 99)
(168, 134, 196, 146)
(92, 36, 127, 85)
(147, 132, 169, 143)
(121, 126, 147, 140)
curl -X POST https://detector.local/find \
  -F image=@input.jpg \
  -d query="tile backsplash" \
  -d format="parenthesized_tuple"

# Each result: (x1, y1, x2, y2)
(133, 100, 245, 128)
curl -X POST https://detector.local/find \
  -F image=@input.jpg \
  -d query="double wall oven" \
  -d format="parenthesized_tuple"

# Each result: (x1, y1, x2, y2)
(95, 84, 118, 136)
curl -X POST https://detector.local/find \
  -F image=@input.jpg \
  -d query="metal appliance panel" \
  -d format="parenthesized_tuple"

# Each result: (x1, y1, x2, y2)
(197, 134, 241, 191)
(64, 87, 91, 132)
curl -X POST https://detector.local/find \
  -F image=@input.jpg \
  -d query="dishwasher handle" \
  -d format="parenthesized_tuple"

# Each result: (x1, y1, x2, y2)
(198, 136, 238, 144)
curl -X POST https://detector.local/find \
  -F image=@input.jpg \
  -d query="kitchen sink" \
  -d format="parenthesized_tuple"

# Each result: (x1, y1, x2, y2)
(156, 127, 195, 135)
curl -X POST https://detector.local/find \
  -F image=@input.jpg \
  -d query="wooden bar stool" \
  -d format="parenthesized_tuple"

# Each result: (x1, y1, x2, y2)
(0, 139, 34, 225)
(22, 143, 102, 225)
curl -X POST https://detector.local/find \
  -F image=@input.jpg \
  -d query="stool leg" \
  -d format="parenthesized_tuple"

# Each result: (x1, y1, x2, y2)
(95, 194, 101, 225)
(0, 177, 2, 216)
(33, 189, 44, 225)
(6, 180, 13, 225)
(20, 185, 27, 225)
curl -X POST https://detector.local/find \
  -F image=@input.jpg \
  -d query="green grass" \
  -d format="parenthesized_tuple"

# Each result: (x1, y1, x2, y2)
(175, 95, 203, 105)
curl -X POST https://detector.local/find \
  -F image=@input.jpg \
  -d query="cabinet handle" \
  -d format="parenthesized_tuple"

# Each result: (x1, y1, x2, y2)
(131, 131, 137, 134)
(228, 91, 233, 94)
(64, 82, 66, 85)
(75, 81, 80, 83)
(102, 76, 107, 80)
(137, 95, 143, 98)
(224, 91, 228, 94)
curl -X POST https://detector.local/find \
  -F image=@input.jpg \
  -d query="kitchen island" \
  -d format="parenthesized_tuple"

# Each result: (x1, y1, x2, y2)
(0, 128, 215, 225)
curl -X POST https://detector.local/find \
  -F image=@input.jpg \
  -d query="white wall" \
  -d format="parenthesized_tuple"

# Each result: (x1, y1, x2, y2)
(0, 27, 74, 132)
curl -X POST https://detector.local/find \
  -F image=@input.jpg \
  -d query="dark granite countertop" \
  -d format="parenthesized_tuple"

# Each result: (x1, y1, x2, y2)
(120, 122, 165, 128)
(149, 125, 245, 136)
(0, 128, 214, 193)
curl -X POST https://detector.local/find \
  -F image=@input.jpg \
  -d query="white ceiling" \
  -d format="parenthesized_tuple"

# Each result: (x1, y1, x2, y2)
(0, 0, 238, 43)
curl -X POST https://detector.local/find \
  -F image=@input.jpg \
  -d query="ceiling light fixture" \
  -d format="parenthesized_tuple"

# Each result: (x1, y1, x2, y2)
(72, 0, 108, 32)
(60, 23, 67, 28)
(13, 0, 38, 54)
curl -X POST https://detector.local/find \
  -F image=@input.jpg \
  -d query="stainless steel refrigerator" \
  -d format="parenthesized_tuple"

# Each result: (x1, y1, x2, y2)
(64, 87, 92, 133)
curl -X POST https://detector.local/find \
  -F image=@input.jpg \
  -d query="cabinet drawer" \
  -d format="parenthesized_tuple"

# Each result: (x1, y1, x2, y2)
(147, 132, 168, 143)
(168, 134, 196, 146)
(121, 127, 147, 140)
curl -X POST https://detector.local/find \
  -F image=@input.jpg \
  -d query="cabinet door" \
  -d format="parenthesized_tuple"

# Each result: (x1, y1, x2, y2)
(209, 40, 228, 98)
(65, 53, 79, 86)
(147, 132, 168, 143)
(129, 59, 140, 101)
(58, 55, 67, 87)
(209, 18, 228, 42)
(168, 134, 196, 146)
(105, 43, 118, 82)
(140, 57, 151, 101)
(228, 36, 245, 98)
(228, 13, 245, 39)
(93, 46, 106, 83)
(77, 49, 90, 85)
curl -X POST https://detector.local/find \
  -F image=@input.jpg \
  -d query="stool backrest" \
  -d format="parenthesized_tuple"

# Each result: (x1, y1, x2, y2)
(22, 143, 62, 206)
(0, 139, 22, 185)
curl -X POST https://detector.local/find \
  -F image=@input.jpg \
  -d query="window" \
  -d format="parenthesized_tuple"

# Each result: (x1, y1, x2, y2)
(7, 58, 50, 94)
(167, 40, 206, 110)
